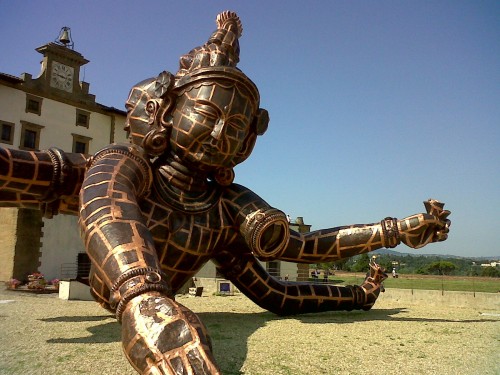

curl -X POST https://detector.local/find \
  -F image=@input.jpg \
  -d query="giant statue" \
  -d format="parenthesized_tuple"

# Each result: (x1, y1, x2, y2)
(0, 11, 450, 374)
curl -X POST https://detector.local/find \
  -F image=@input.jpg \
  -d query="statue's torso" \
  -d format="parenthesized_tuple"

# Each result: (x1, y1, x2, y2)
(139, 175, 255, 291)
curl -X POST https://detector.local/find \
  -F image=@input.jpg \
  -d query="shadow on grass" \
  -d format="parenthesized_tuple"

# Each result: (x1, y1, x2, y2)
(39, 308, 498, 374)
(41, 315, 113, 323)
(40, 315, 120, 344)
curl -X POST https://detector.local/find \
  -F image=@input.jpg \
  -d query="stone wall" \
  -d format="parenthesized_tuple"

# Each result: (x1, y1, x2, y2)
(382, 288, 500, 310)
(0, 208, 18, 282)
(13, 209, 44, 281)
(0, 208, 43, 282)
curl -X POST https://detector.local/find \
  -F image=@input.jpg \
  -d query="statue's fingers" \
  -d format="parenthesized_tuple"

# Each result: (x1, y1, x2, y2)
(439, 209, 451, 221)
(424, 199, 445, 216)
(435, 231, 448, 242)
(435, 218, 450, 230)
(423, 200, 432, 214)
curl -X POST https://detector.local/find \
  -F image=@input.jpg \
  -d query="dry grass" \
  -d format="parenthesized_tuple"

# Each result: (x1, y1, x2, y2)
(0, 288, 498, 375)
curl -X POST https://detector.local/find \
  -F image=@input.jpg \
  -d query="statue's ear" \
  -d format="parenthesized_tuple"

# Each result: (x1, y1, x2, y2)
(139, 71, 177, 157)
(254, 108, 269, 135)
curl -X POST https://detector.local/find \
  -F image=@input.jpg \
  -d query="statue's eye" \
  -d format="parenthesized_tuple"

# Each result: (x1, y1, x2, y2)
(227, 117, 247, 131)
(193, 102, 219, 120)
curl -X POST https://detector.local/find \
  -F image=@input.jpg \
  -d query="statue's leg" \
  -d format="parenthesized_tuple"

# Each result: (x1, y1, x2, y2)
(215, 252, 387, 316)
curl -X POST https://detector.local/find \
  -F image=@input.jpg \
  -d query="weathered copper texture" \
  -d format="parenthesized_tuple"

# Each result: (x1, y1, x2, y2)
(0, 11, 451, 375)
(0, 147, 87, 216)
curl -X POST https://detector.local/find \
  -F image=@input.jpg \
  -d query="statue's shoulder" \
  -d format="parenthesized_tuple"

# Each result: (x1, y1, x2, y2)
(92, 143, 150, 165)
(89, 143, 152, 187)
(224, 182, 253, 195)
(222, 183, 269, 208)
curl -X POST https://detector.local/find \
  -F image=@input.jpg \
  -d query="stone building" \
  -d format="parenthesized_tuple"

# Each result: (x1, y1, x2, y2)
(0, 28, 128, 282)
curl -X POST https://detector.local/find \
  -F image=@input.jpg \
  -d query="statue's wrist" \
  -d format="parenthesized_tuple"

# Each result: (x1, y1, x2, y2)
(110, 267, 171, 322)
(240, 208, 289, 260)
(380, 217, 401, 248)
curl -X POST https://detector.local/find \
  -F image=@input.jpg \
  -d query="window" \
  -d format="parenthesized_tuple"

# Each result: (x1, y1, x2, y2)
(74, 141, 87, 153)
(25, 94, 43, 115)
(72, 134, 92, 154)
(24, 130, 37, 148)
(0, 121, 14, 145)
(19, 121, 44, 150)
(76, 109, 90, 128)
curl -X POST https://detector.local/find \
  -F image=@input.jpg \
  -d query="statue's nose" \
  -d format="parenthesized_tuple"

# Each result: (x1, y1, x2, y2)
(210, 119, 225, 141)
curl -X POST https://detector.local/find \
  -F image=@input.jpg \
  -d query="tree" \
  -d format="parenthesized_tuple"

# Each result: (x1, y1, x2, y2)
(332, 259, 349, 271)
(351, 253, 370, 273)
(426, 261, 457, 275)
(415, 267, 428, 275)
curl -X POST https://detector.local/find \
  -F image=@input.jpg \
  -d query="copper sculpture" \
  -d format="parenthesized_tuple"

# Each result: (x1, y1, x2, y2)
(0, 11, 450, 374)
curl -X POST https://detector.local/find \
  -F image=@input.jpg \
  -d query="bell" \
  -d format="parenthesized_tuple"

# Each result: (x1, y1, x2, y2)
(58, 27, 71, 46)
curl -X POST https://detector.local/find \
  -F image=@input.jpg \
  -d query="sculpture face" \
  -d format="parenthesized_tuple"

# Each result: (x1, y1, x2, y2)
(170, 81, 255, 171)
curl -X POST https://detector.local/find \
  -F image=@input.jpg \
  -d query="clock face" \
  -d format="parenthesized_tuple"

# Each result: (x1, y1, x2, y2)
(50, 61, 74, 93)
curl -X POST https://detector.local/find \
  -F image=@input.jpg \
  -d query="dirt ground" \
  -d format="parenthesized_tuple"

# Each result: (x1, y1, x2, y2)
(0, 288, 498, 375)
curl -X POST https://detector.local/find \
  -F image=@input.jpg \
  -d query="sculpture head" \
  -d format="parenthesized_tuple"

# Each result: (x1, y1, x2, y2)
(125, 11, 268, 185)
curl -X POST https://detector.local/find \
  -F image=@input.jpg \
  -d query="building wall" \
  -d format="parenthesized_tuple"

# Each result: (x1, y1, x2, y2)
(0, 72, 127, 282)
(0, 86, 128, 152)
(39, 215, 85, 281)
(36, 105, 128, 281)
(0, 208, 18, 281)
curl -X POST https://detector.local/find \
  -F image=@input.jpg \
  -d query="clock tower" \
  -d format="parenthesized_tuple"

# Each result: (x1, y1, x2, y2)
(25, 27, 95, 104)
(50, 60, 75, 93)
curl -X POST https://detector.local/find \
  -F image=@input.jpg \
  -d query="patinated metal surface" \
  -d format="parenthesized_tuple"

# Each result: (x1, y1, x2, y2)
(0, 11, 450, 374)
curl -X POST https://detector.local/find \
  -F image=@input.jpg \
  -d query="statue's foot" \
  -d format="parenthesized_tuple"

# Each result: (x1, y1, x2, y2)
(360, 262, 388, 311)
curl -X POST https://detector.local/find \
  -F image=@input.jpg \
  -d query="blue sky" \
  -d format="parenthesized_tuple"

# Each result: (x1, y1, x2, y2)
(1, 1, 499, 258)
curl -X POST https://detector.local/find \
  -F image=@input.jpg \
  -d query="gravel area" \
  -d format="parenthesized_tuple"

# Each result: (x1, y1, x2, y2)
(0, 288, 498, 375)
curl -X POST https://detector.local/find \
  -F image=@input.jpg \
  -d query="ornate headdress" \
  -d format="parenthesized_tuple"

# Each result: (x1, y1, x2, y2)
(176, 11, 243, 78)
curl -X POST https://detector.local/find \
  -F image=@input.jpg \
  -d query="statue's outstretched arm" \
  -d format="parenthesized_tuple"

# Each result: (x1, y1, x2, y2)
(281, 200, 450, 263)
(229, 185, 450, 263)
(79, 144, 219, 375)
(214, 249, 387, 315)
(0, 146, 87, 216)
(233, 184, 450, 264)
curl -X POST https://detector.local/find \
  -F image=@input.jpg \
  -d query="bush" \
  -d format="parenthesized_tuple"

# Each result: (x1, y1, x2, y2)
(481, 267, 500, 277)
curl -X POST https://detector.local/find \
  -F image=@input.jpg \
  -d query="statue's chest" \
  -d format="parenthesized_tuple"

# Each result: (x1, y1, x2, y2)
(140, 196, 232, 257)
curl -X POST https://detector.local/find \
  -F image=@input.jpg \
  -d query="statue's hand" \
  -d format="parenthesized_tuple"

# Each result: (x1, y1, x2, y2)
(399, 199, 451, 249)
(121, 292, 219, 375)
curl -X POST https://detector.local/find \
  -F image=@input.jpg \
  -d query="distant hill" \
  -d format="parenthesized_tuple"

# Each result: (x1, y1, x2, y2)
(372, 249, 499, 261)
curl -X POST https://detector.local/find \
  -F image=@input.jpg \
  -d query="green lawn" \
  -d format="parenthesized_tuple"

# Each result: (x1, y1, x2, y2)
(319, 273, 500, 293)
